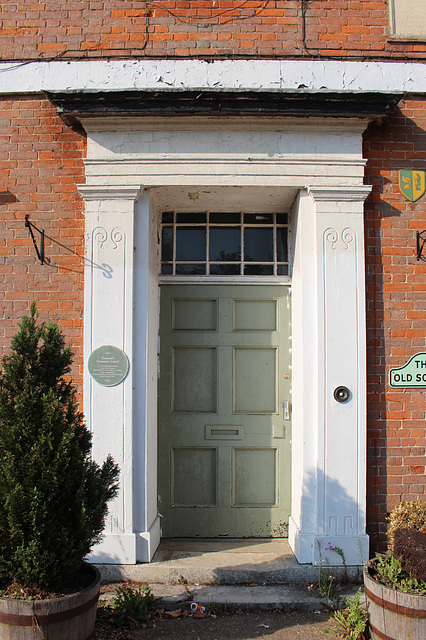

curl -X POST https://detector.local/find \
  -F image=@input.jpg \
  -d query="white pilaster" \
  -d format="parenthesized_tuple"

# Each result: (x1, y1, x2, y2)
(78, 184, 158, 563)
(289, 185, 371, 566)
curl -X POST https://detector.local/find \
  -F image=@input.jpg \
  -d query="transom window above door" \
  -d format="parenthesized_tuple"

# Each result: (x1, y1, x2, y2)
(160, 212, 289, 276)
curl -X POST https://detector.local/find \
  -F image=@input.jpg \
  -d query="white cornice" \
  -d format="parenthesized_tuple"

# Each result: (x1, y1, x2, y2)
(308, 185, 372, 202)
(77, 184, 142, 201)
(0, 59, 424, 94)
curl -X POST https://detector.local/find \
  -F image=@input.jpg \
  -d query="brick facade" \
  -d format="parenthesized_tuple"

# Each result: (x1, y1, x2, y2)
(1, 1, 425, 60)
(364, 99, 426, 549)
(1, 1, 425, 554)
(0, 96, 86, 390)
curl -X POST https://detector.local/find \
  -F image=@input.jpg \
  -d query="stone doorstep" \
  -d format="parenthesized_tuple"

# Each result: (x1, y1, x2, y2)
(96, 562, 363, 586)
(95, 538, 364, 588)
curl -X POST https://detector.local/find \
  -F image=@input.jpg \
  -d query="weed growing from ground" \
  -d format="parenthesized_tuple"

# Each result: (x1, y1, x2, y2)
(177, 574, 193, 600)
(332, 588, 368, 640)
(110, 584, 155, 629)
(326, 543, 349, 583)
(314, 539, 335, 599)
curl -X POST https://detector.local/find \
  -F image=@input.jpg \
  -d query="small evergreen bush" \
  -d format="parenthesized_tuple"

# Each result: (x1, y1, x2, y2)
(0, 304, 119, 589)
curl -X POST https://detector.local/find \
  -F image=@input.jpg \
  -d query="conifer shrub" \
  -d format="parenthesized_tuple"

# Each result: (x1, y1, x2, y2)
(0, 304, 119, 589)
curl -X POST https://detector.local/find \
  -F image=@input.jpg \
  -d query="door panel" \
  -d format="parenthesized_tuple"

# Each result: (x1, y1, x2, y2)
(232, 448, 277, 506)
(233, 347, 277, 413)
(233, 299, 277, 331)
(158, 285, 291, 538)
(172, 448, 217, 507)
(172, 347, 217, 413)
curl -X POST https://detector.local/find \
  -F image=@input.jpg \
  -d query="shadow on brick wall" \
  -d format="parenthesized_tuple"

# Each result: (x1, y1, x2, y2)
(363, 105, 426, 554)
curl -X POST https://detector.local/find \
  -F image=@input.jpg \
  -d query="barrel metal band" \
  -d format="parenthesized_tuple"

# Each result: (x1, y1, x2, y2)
(365, 584, 426, 619)
(369, 622, 396, 640)
(0, 590, 99, 626)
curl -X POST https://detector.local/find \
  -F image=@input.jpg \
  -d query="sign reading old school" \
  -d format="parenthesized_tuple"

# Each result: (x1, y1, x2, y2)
(389, 353, 426, 388)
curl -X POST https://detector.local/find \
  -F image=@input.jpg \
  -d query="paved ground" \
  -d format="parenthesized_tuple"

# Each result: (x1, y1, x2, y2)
(94, 539, 361, 639)
(94, 581, 356, 640)
(95, 608, 340, 639)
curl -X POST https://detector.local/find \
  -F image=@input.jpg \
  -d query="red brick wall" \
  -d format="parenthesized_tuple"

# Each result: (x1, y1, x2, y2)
(0, 96, 86, 394)
(1, 2, 425, 550)
(1, 1, 425, 60)
(3, 95, 425, 551)
(364, 98, 426, 550)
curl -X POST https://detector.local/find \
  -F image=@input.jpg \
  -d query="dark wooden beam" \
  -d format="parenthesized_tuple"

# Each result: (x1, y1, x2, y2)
(45, 89, 403, 124)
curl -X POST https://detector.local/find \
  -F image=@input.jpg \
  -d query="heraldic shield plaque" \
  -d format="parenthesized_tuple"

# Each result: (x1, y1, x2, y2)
(399, 170, 426, 202)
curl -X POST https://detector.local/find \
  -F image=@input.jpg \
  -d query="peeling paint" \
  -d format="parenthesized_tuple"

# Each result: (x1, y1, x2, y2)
(0, 59, 425, 94)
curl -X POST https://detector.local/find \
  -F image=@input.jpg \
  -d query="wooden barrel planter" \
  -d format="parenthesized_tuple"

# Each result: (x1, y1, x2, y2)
(364, 563, 426, 640)
(0, 564, 100, 640)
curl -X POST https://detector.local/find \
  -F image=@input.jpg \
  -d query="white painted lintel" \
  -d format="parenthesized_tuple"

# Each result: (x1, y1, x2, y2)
(0, 59, 424, 94)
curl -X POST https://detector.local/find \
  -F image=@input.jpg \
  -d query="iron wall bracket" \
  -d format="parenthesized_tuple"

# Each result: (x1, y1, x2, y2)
(417, 230, 426, 261)
(25, 215, 45, 265)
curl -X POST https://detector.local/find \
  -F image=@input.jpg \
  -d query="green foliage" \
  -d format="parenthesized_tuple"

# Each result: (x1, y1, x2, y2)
(326, 543, 349, 583)
(111, 584, 155, 629)
(387, 498, 426, 549)
(0, 303, 119, 588)
(374, 551, 426, 594)
(314, 539, 335, 600)
(373, 500, 426, 595)
(177, 573, 193, 599)
(317, 567, 335, 599)
(332, 588, 368, 640)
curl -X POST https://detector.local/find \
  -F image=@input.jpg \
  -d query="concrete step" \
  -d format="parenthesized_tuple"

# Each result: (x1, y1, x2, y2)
(96, 538, 363, 587)
(100, 581, 364, 613)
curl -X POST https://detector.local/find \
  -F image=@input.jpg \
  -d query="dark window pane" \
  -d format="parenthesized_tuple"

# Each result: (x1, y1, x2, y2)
(209, 227, 241, 262)
(244, 228, 273, 262)
(176, 264, 206, 275)
(210, 212, 241, 224)
(161, 263, 173, 275)
(176, 212, 206, 223)
(276, 228, 288, 262)
(276, 213, 288, 225)
(277, 264, 289, 276)
(161, 227, 173, 262)
(244, 264, 274, 275)
(162, 212, 174, 223)
(244, 213, 273, 224)
(176, 228, 206, 261)
(210, 264, 241, 275)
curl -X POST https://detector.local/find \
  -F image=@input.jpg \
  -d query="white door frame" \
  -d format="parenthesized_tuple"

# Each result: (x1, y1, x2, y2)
(78, 115, 371, 565)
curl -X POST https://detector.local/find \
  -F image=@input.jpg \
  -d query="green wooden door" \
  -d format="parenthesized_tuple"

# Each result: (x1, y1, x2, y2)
(158, 285, 291, 538)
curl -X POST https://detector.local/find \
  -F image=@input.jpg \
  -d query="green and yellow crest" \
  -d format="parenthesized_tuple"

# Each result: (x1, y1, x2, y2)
(398, 170, 426, 202)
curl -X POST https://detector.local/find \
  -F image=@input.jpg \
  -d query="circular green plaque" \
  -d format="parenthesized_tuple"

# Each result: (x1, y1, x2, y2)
(88, 345, 129, 387)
